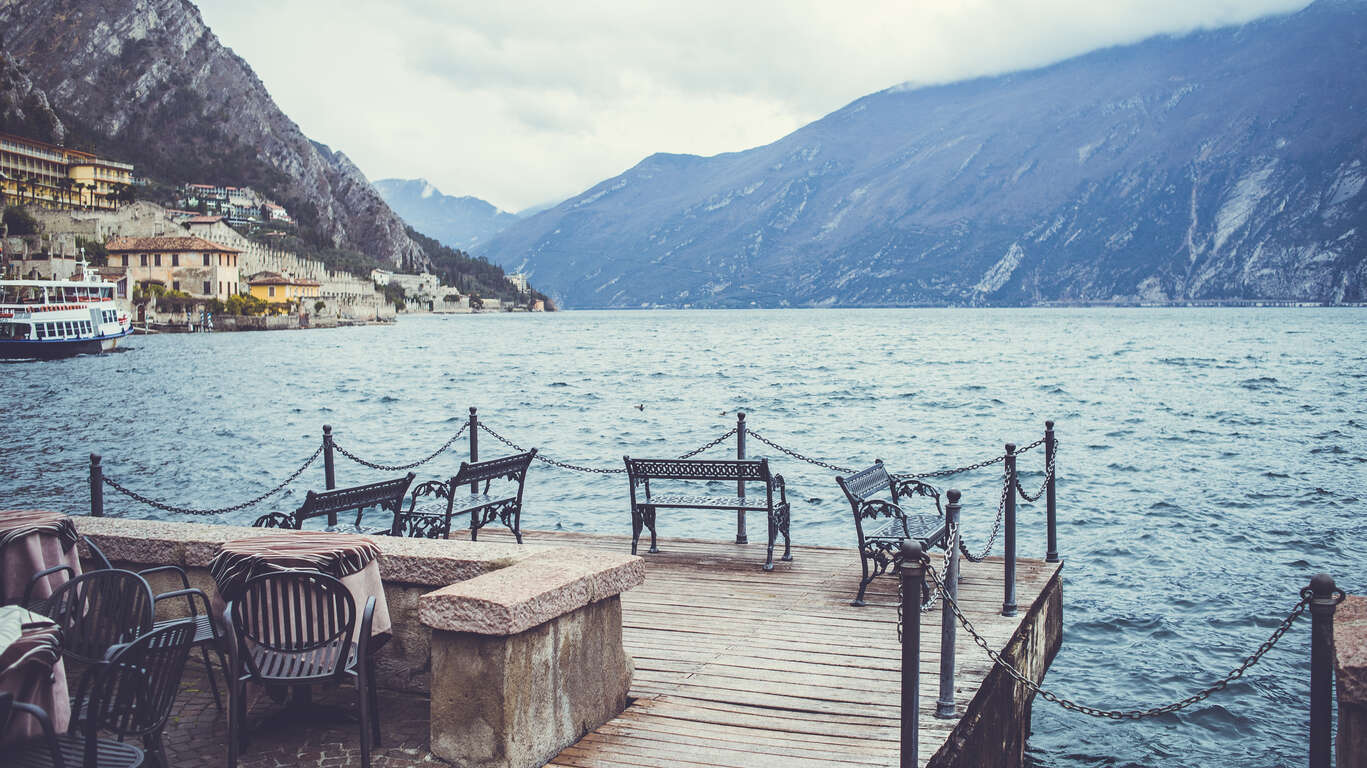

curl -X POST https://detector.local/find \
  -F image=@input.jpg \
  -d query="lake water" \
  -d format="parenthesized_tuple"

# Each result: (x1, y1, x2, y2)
(2, 308, 1364, 766)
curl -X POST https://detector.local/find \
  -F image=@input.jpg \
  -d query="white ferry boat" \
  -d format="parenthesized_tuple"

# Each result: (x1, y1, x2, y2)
(0, 261, 133, 359)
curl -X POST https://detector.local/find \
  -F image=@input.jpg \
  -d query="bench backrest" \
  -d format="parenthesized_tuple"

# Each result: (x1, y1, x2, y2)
(449, 450, 537, 498)
(296, 472, 416, 527)
(836, 461, 894, 510)
(623, 457, 771, 484)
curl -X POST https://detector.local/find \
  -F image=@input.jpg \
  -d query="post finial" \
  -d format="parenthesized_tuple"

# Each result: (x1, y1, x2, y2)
(900, 539, 923, 562)
(1045, 420, 1054, 430)
(323, 424, 332, 435)
(1310, 573, 1336, 598)
(946, 488, 960, 503)
(470, 406, 477, 415)
(1005, 442, 1016, 453)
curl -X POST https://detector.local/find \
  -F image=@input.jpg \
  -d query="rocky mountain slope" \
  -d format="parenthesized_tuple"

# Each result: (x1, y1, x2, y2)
(373, 178, 521, 251)
(0, 0, 426, 271)
(479, 0, 1367, 307)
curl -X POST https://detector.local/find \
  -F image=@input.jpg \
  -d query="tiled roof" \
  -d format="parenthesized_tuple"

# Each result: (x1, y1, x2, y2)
(105, 236, 241, 253)
(248, 271, 320, 287)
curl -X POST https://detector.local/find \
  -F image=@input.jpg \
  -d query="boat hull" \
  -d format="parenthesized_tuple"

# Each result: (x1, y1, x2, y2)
(0, 330, 131, 360)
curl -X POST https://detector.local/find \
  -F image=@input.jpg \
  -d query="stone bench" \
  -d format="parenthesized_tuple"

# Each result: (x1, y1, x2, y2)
(70, 515, 644, 768)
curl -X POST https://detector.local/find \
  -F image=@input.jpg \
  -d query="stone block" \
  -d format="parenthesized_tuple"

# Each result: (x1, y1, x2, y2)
(429, 597, 632, 768)
(1336, 595, 1367, 768)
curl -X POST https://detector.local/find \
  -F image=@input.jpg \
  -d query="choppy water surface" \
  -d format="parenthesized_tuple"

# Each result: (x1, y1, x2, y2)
(3, 308, 1364, 766)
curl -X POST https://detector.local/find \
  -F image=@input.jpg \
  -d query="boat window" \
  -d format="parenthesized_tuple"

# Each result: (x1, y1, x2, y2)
(35, 324, 44, 339)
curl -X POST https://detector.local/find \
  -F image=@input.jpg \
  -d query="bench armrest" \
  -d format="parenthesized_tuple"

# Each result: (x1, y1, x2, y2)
(856, 498, 906, 520)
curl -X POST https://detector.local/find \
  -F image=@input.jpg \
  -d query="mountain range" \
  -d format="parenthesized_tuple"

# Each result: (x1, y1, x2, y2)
(372, 179, 522, 252)
(0, 0, 427, 271)
(476, 0, 1367, 307)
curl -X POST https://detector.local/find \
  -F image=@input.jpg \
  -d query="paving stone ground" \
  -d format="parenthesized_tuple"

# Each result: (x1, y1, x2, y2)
(162, 666, 437, 768)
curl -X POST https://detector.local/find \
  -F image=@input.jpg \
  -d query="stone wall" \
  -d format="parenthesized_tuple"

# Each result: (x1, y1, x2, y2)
(1337, 595, 1366, 768)
(927, 566, 1064, 768)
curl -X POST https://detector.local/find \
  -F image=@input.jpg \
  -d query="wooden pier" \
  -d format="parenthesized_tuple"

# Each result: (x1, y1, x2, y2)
(481, 529, 1063, 768)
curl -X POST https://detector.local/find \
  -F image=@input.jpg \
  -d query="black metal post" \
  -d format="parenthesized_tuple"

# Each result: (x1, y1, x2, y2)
(1309, 573, 1338, 768)
(900, 539, 924, 768)
(322, 424, 337, 528)
(1003, 443, 1017, 617)
(322, 425, 336, 490)
(736, 412, 747, 544)
(936, 489, 961, 718)
(468, 407, 479, 494)
(1045, 420, 1058, 563)
(89, 453, 104, 517)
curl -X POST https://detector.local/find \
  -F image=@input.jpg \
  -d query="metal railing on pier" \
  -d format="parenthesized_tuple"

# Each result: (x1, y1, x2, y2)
(92, 408, 1060, 563)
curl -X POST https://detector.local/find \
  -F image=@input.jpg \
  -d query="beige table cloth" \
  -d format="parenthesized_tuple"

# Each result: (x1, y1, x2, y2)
(0, 607, 69, 745)
(0, 510, 83, 606)
(209, 531, 391, 642)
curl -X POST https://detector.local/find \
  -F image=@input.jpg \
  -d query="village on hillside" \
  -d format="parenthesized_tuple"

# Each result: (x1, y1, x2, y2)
(0, 131, 543, 332)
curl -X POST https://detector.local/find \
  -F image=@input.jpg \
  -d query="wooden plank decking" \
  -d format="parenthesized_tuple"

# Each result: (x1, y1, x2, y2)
(483, 530, 1062, 768)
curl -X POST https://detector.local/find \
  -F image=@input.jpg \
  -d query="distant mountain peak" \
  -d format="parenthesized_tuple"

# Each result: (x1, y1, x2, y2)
(476, 2, 1367, 307)
(374, 178, 520, 251)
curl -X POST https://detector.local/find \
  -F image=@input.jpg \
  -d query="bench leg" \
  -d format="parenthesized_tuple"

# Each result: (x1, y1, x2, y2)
(643, 506, 659, 554)
(469, 508, 480, 541)
(852, 550, 874, 607)
(631, 507, 643, 555)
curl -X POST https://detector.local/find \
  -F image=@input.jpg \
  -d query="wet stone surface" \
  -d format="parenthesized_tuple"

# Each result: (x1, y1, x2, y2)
(163, 668, 437, 767)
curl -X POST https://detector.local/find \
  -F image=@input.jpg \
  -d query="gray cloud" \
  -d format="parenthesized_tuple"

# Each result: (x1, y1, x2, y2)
(195, 0, 1310, 212)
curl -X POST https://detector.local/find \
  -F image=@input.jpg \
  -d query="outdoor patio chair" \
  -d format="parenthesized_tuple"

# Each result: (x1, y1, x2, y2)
(6, 619, 195, 768)
(224, 569, 379, 768)
(44, 570, 154, 706)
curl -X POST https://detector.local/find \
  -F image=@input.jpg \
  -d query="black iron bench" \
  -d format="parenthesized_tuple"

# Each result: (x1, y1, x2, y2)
(623, 457, 791, 570)
(391, 450, 537, 543)
(252, 473, 415, 532)
(837, 460, 944, 606)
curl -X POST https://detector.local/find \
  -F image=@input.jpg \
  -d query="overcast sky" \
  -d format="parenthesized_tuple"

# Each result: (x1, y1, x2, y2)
(194, 0, 1309, 213)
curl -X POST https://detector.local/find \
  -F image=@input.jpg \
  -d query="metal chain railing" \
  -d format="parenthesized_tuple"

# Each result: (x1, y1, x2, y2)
(923, 560, 1324, 720)
(1015, 440, 1058, 502)
(101, 444, 324, 517)
(332, 422, 468, 471)
(895, 523, 960, 642)
(957, 470, 1010, 563)
(745, 430, 857, 474)
(478, 423, 739, 474)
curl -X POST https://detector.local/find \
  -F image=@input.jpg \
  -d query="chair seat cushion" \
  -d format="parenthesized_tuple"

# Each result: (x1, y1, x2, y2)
(248, 638, 355, 681)
(644, 495, 771, 510)
(154, 613, 217, 644)
(450, 493, 515, 512)
(12, 733, 143, 768)
(867, 513, 945, 542)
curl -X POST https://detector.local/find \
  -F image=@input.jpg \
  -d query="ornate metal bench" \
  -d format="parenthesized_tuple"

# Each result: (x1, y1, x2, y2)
(391, 450, 537, 543)
(836, 460, 943, 606)
(623, 457, 791, 570)
(252, 473, 415, 532)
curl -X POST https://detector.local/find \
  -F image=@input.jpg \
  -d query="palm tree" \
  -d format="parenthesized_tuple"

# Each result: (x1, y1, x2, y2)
(58, 177, 74, 208)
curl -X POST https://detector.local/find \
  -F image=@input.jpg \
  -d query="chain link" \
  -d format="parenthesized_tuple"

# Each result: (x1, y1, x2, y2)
(331, 423, 468, 471)
(479, 423, 738, 474)
(102, 444, 324, 517)
(923, 561, 1316, 719)
(745, 430, 857, 474)
(1015, 440, 1058, 503)
(958, 469, 1011, 563)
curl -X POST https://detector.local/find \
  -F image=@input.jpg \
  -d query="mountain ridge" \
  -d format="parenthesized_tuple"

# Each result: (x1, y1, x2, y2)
(373, 178, 521, 252)
(0, 0, 427, 272)
(477, 0, 1366, 307)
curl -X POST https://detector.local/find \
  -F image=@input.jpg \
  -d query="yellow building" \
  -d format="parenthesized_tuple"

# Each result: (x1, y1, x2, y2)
(105, 236, 241, 300)
(0, 132, 135, 211)
(248, 271, 321, 305)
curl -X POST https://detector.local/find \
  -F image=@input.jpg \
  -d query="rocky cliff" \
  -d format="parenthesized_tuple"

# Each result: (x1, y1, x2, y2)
(479, 0, 1367, 307)
(373, 178, 522, 251)
(0, 0, 426, 271)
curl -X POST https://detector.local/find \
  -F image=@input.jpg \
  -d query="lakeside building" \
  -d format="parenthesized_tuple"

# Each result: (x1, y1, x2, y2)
(0, 131, 135, 211)
(184, 216, 389, 319)
(105, 235, 241, 300)
(247, 271, 321, 305)
(176, 183, 292, 229)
